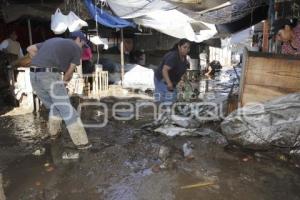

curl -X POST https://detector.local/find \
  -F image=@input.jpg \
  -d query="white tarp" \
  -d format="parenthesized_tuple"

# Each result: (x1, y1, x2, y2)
(107, 0, 216, 42)
(123, 64, 155, 91)
(195, 22, 218, 42)
(133, 10, 196, 41)
(134, 10, 217, 42)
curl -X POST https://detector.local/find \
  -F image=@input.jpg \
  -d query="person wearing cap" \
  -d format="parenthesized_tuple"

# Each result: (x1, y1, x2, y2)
(272, 18, 300, 55)
(26, 31, 91, 150)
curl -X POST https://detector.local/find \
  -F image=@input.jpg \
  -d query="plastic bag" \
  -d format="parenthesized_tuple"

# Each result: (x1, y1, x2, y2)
(51, 8, 69, 34)
(68, 11, 88, 32)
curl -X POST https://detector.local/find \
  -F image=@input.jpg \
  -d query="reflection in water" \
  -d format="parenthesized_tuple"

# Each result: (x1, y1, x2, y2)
(0, 113, 47, 150)
(181, 68, 240, 103)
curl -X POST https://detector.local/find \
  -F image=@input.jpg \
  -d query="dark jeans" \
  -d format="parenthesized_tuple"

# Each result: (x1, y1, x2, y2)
(82, 60, 94, 74)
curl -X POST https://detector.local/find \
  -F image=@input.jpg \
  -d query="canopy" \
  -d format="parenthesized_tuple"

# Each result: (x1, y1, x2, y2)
(107, 0, 175, 19)
(106, 0, 217, 42)
(83, 0, 135, 28)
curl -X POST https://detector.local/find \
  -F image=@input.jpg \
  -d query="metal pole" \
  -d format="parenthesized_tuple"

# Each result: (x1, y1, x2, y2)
(120, 29, 125, 86)
(27, 19, 33, 45)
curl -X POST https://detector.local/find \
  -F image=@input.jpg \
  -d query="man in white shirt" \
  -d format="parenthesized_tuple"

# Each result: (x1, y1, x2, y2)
(0, 31, 23, 59)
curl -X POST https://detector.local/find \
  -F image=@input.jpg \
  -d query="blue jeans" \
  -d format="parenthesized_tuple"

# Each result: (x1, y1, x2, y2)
(154, 77, 177, 104)
(30, 72, 79, 126)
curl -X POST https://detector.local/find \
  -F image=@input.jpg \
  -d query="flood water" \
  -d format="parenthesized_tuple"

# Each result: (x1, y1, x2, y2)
(1, 69, 300, 200)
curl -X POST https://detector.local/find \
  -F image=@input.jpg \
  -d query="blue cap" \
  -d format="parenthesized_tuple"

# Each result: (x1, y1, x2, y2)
(69, 31, 89, 48)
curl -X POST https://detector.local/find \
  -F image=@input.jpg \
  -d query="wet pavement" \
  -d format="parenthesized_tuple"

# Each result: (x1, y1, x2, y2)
(1, 70, 300, 200)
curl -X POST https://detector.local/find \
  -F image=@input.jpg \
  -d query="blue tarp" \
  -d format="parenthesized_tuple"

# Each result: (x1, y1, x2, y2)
(84, 0, 135, 28)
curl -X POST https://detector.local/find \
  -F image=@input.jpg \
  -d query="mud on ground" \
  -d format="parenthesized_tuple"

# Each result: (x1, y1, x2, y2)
(0, 95, 300, 200)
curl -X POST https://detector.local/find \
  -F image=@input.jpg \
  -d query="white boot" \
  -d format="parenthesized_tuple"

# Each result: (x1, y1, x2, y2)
(66, 120, 90, 149)
(48, 116, 62, 139)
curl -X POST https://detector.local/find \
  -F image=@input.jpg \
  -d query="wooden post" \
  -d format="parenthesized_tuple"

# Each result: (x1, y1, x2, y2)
(262, 20, 269, 52)
(92, 72, 96, 96)
(120, 29, 125, 86)
(27, 19, 33, 45)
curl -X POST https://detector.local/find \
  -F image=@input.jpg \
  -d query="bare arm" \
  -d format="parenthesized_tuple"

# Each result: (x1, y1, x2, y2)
(205, 66, 212, 76)
(27, 45, 38, 58)
(162, 64, 173, 91)
(63, 63, 76, 83)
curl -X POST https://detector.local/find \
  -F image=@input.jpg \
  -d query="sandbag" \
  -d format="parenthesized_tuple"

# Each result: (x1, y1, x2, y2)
(221, 93, 300, 150)
(51, 8, 68, 34)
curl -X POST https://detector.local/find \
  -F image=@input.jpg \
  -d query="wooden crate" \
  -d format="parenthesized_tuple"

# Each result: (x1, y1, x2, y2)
(92, 70, 109, 96)
(239, 49, 300, 106)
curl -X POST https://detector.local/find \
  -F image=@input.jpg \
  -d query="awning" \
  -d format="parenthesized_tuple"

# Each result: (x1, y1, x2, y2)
(83, 0, 135, 28)
(105, 1, 216, 42)
(107, 0, 175, 19)
(216, 4, 268, 34)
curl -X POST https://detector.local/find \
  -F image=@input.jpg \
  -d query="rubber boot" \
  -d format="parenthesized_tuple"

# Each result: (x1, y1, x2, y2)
(48, 116, 62, 139)
(66, 120, 91, 149)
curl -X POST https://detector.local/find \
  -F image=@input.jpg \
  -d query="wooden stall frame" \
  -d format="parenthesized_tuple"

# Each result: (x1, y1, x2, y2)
(239, 48, 300, 107)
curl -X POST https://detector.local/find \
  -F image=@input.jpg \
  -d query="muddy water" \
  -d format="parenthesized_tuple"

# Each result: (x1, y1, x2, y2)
(0, 101, 300, 200)
(1, 70, 300, 200)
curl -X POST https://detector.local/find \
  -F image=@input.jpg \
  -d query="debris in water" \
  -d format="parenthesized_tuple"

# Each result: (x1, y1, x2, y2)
(32, 147, 46, 156)
(35, 181, 41, 186)
(180, 181, 215, 189)
(183, 141, 195, 161)
(158, 146, 170, 161)
(46, 166, 55, 172)
(278, 154, 288, 162)
(290, 149, 300, 155)
(62, 151, 80, 160)
(151, 164, 161, 173)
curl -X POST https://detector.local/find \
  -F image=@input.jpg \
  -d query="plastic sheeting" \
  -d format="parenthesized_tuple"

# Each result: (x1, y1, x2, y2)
(89, 35, 109, 49)
(133, 10, 216, 42)
(106, 0, 216, 42)
(142, 110, 227, 145)
(83, 0, 135, 28)
(107, 0, 175, 18)
(221, 93, 300, 150)
(134, 10, 195, 41)
(123, 64, 155, 91)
